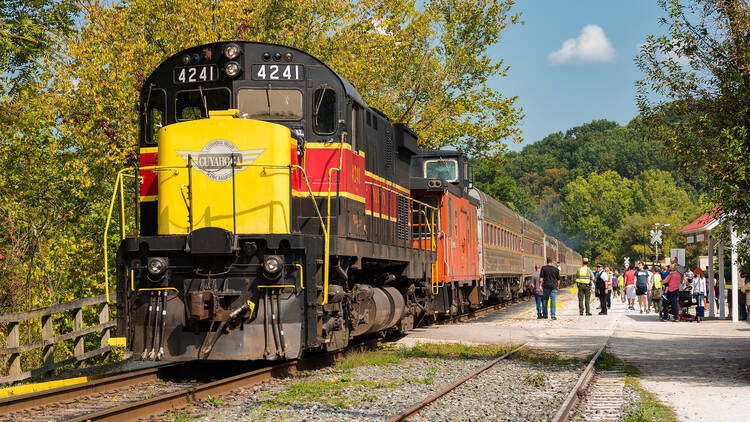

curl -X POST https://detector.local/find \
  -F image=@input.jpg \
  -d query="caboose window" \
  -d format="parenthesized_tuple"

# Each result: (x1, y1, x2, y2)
(238, 88, 303, 121)
(175, 88, 230, 121)
(144, 88, 166, 144)
(424, 159, 458, 182)
(313, 88, 336, 134)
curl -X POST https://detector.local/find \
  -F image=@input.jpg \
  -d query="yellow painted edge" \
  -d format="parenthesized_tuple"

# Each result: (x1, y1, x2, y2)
(139, 146, 158, 154)
(292, 190, 365, 203)
(306, 142, 351, 151)
(483, 244, 522, 254)
(108, 337, 127, 347)
(365, 171, 409, 194)
(137, 287, 179, 292)
(483, 220, 522, 238)
(139, 195, 157, 202)
(0, 376, 90, 398)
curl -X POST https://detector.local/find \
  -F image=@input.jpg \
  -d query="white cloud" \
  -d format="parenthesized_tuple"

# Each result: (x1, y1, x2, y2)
(548, 25, 616, 66)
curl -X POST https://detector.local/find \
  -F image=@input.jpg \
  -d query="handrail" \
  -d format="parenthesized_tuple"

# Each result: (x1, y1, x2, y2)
(103, 163, 326, 304)
(323, 136, 346, 305)
(103, 169, 136, 303)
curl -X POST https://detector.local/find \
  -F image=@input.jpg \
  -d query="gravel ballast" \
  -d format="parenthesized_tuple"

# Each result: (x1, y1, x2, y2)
(174, 350, 583, 422)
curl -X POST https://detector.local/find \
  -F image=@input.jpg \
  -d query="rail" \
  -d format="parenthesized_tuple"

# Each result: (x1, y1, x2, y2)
(0, 295, 116, 384)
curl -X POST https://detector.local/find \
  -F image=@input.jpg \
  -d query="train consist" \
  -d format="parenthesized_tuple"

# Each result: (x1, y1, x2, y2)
(114, 42, 581, 361)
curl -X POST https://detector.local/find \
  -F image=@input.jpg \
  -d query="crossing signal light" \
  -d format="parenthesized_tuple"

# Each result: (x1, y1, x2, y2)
(658, 253, 665, 261)
(649, 254, 656, 261)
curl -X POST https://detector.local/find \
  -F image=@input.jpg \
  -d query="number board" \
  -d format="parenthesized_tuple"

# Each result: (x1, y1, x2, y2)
(251, 64, 305, 81)
(174, 65, 219, 84)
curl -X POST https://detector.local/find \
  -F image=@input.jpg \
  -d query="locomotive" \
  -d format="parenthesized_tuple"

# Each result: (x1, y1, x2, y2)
(114, 42, 581, 361)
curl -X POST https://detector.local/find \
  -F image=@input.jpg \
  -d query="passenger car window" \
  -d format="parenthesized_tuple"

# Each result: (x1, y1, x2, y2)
(313, 88, 336, 134)
(175, 88, 230, 121)
(238, 88, 303, 121)
(424, 159, 458, 182)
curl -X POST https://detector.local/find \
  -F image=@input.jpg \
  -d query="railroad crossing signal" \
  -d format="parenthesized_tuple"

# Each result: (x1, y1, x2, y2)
(623, 257, 630, 267)
(650, 229, 662, 246)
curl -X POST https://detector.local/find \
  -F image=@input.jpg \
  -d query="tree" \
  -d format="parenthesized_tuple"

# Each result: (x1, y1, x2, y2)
(0, 0, 78, 87)
(0, 0, 524, 314)
(636, 0, 750, 228)
(558, 171, 636, 261)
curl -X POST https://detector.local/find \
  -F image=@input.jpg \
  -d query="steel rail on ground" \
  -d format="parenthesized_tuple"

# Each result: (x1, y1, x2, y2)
(0, 364, 178, 414)
(385, 343, 528, 422)
(551, 336, 612, 422)
(67, 338, 382, 421)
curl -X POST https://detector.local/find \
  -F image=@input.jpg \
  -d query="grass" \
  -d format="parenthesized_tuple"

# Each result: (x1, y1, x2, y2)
(623, 376, 679, 422)
(203, 395, 224, 405)
(163, 412, 204, 422)
(261, 376, 402, 409)
(511, 347, 588, 366)
(596, 349, 640, 376)
(335, 349, 402, 370)
(524, 373, 546, 387)
(390, 342, 517, 359)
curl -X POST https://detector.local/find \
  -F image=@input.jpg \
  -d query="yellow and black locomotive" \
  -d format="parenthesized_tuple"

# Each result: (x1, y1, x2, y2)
(116, 42, 437, 361)
(115, 41, 581, 362)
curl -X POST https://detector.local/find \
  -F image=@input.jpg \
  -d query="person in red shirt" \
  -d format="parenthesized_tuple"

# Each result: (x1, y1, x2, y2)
(663, 263, 682, 321)
(624, 265, 637, 310)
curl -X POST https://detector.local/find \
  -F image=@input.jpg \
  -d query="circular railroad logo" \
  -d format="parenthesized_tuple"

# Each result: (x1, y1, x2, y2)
(176, 140, 265, 182)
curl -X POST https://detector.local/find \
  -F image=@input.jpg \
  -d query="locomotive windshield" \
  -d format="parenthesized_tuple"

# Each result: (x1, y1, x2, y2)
(176, 88, 231, 121)
(424, 159, 458, 182)
(237, 88, 303, 121)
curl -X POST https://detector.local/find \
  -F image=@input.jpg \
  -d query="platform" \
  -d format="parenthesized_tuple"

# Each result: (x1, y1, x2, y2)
(396, 286, 750, 421)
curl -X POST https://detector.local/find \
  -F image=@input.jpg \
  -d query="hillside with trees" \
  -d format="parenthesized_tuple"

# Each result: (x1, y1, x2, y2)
(474, 118, 703, 267)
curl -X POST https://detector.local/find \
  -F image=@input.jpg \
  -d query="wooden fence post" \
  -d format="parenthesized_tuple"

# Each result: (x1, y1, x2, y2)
(99, 302, 110, 360)
(73, 307, 84, 367)
(41, 315, 54, 374)
(6, 321, 20, 376)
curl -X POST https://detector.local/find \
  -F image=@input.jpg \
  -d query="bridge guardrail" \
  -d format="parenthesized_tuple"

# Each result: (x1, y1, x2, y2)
(1, 294, 116, 384)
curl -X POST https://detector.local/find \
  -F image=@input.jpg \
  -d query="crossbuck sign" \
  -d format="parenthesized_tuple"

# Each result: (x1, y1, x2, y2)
(649, 229, 662, 246)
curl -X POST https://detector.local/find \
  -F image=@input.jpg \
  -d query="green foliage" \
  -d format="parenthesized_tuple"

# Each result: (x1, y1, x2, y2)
(636, 0, 750, 232)
(0, 0, 78, 82)
(473, 119, 702, 265)
(523, 373, 546, 387)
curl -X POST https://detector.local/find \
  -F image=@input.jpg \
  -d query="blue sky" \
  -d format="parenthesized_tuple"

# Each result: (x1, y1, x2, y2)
(489, 1, 667, 151)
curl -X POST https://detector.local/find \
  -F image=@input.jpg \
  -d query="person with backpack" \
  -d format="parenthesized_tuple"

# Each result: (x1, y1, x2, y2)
(650, 266, 663, 315)
(634, 262, 651, 313)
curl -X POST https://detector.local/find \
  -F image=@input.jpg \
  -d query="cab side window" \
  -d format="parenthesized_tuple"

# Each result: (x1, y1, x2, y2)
(144, 89, 166, 144)
(313, 87, 336, 134)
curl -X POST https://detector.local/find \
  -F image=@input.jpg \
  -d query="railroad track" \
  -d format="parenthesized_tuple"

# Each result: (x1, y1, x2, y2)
(0, 339, 382, 422)
(386, 336, 613, 422)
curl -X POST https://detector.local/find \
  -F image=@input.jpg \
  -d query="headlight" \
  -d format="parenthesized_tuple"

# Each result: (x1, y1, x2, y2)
(147, 257, 167, 276)
(223, 43, 241, 60)
(263, 255, 282, 274)
(224, 61, 241, 77)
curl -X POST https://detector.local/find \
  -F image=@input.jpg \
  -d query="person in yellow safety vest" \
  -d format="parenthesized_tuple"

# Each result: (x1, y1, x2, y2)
(619, 271, 625, 303)
(576, 258, 595, 316)
(650, 266, 663, 315)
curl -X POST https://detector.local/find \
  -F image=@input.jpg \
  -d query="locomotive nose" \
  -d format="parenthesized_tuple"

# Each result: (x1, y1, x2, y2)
(156, 110, 295, 236)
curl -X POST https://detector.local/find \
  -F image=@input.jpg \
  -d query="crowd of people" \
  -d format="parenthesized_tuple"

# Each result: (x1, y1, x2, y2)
(530, 256, 722, 322)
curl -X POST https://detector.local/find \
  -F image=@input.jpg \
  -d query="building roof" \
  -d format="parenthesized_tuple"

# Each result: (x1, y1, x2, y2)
(680, 205, 723, 234)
